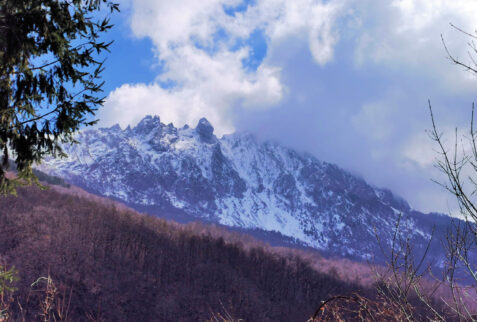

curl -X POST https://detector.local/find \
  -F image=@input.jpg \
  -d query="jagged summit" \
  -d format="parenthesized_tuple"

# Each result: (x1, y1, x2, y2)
(109, 124, 122, 131)
(134, 115, 161, 134)
(41, 115, 446, 260)
(195, 117, 215, 143)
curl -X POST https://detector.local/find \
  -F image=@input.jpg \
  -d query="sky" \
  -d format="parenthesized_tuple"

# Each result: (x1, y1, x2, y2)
(95, 0, 477, 215)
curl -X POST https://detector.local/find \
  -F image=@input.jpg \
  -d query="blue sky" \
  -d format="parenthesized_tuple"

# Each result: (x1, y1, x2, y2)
(96, 0, 477, 214)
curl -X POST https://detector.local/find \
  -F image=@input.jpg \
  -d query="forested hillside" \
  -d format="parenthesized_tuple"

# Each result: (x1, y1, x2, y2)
(0, 185, 370, 321)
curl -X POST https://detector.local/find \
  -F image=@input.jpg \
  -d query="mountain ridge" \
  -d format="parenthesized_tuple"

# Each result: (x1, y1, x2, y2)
(40, 114, 449, 261)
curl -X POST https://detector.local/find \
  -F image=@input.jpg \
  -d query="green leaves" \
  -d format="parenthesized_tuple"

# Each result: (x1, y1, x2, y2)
(0, 0, 119, 193)
(0, 264, 18, 319)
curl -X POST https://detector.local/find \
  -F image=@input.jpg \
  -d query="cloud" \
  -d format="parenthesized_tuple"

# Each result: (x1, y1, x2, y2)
(401, 132, 437, 169)
(351, 90, 406, 142)
(100, 58, 283, 134)
(349, 0, 477, 92)
(99, 0, 477, 215)
(102, 0, 477, 134)
(99, 0, 344, 133)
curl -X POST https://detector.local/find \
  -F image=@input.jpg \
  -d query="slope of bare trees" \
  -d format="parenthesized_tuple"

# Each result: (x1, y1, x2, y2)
(0, 185, 371, 321)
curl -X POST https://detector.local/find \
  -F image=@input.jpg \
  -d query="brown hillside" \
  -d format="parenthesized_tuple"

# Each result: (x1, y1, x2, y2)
(0, 185, 370, 321)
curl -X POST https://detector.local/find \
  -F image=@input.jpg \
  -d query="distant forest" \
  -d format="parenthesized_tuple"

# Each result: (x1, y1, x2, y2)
(0, 185, 371, 321)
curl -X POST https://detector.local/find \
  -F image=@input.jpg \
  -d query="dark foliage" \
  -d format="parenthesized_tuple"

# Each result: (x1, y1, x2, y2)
(32, 168, 70, 187)
(0, 0, 118, 192)
(0, 186, 365, 321)
(7, 160, 69, 187)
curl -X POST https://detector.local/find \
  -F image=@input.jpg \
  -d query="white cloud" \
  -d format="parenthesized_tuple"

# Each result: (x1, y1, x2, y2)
(351, 91, 405, 143)
(253, 0, 343, 65)
(99, 0, 477, 214)
(100, 59, 283, 134)
(350, 0, 477, 92)
(99, 0, 344, 133)
(102, 0, 477, 133)
(401, 132, 437, 169)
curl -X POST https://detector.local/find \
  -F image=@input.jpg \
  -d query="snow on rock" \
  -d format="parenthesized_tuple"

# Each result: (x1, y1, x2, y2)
(40, 115, 447, 260)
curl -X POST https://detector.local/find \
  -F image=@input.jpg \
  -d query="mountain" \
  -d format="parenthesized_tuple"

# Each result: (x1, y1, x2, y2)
(40, 115, 452, 261)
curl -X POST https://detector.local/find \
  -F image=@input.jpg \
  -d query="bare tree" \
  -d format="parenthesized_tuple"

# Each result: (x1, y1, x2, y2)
(312, 24, 477, 321)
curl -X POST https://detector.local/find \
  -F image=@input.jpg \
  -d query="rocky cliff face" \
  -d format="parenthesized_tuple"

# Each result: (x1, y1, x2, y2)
(40, 115, 447, 260)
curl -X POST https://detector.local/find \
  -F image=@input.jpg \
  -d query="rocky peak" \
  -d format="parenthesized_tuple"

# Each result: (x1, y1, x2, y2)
(109, 124, 122, 132)
(195, 117, 215, 143)
(134, 115, 162, 135)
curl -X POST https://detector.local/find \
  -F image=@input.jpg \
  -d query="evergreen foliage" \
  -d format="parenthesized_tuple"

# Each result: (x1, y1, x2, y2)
(0, 0, 118, 193)
(0, 264, 18, 321)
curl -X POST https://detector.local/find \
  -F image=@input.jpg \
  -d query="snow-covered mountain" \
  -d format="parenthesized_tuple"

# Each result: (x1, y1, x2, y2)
(40, 115, 450, 260)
